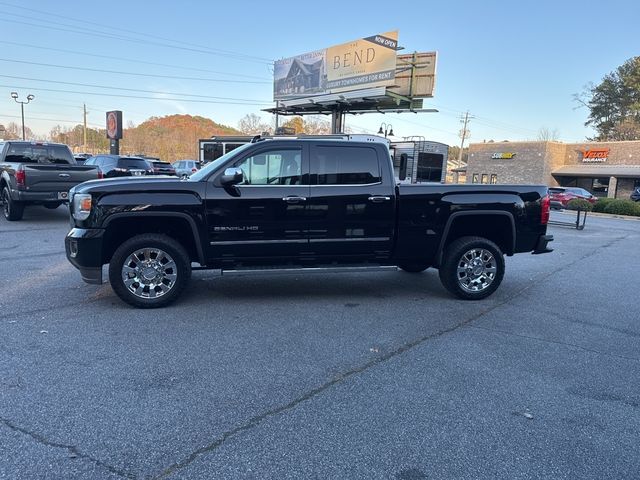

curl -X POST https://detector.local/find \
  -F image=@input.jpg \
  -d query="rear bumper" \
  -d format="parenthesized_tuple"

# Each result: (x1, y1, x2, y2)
(13, 189, 70, 203)
(65, 227, 105, 284)
(532, 234, 554, 254)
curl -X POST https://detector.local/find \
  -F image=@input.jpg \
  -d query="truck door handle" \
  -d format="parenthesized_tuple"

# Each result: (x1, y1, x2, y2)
(368, 196, 391, 203)
(282, 196, 307, 203)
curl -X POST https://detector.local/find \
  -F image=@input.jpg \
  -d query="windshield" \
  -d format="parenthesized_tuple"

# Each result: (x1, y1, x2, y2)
(189, 142, 254, 181)
(4, 144, 74, 164)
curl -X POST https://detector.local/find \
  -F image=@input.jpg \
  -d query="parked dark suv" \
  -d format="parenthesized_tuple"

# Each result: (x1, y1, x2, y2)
(631, 187, 640, 202)
(147, 159, 177, 176)
(83, 155, 153, 178)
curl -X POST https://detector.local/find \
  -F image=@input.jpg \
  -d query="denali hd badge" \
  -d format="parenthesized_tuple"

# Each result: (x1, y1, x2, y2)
(213, 226, 259, 232)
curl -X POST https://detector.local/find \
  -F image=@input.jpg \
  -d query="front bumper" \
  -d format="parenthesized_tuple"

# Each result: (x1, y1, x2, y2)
(532, 234, 554, 254)
(65, 227, 105, 284)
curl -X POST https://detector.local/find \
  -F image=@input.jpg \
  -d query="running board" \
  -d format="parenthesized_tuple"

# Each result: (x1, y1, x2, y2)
(221, 265, 398, 277)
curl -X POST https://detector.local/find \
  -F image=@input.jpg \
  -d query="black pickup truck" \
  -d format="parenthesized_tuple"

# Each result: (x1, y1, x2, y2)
(65, 137, 553, 308)
(1, 141, 101, 220)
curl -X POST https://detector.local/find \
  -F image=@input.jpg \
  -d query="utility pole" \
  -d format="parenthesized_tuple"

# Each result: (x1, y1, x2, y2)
(83, 103, 88, 151)
(457, 111, 473, 170)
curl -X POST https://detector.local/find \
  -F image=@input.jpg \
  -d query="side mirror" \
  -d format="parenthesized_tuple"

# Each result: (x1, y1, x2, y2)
(220, 167, 243, 185)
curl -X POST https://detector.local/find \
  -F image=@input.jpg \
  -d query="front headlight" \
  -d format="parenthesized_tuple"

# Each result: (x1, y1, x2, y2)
(72, 193, 92, 221)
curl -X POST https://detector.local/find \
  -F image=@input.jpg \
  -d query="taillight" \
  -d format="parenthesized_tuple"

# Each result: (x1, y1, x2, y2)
(541, 195, 550, 225)
(15, 166, 26, 188)
(97, 169, 104, 179)
(191, 168, 197, 173)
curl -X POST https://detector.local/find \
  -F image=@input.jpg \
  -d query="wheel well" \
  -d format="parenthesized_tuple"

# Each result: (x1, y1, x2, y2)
(442, 215, 514, 257)
(101, 216, 200, 264)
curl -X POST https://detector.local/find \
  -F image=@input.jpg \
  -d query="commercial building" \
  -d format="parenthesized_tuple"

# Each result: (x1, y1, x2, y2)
(465, 140, 640, 199)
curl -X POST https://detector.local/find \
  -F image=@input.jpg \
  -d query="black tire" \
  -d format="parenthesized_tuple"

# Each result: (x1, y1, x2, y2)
(438, 236, 505, 300)
(43, 202, 62, 209)
(108, 234, 191, 308)
(398, 262, 430, 273)
(2, 186, 25, 221)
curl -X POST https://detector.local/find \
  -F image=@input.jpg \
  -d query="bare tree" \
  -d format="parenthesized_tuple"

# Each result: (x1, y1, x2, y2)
(4, 122, 34, 140)
(238, 113, 271, 135)
(537, 127, 560, 141)
(303, 116, 331, 134)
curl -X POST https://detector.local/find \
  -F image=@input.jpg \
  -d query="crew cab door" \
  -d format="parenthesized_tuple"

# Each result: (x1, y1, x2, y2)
(306, 143, 395, 259)
(204, 145, 309, 260)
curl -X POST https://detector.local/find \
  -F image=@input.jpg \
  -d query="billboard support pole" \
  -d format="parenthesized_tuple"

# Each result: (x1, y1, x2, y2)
(110, 139, 119, 155)
(331, 110, 343, 134)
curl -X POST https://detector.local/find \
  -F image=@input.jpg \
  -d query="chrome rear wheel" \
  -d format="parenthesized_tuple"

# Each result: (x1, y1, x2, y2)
(439, 236, 505, 300)
(456, 248, 497, 293)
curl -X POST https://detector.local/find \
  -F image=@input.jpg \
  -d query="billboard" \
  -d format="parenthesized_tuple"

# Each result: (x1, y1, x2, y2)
(393, 52, 437, 98)
(274, 31, 398, 101)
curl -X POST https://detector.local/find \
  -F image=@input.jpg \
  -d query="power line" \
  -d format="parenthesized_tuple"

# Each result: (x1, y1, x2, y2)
(34, 99, 168, 117)
(0, 14, 272, 65)
(0, 58, 270, 84)
(1, 112, 103, 128)
(430, 102, 544, 137)
(0, 75, 271, 103)
(0, 1, 274, 63)
(0, 83, 272, 106)
(0, 40, 271, 80)
(389, 114, 461, 137)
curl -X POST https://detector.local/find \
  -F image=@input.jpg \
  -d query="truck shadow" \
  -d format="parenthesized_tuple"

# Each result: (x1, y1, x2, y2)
(1, 205, 70, 225)
(184, 270, 452, 303)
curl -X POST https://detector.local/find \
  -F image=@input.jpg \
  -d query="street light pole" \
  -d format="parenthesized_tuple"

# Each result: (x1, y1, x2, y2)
(378, 122, 395, 138)
(10, 92, 35, 140)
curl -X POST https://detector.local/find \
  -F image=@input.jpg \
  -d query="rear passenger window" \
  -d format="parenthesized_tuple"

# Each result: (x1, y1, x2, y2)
(313, 146, 380, 185)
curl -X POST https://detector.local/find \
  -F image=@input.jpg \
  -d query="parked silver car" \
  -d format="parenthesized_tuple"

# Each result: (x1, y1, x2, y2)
(172, 159, 201, 178)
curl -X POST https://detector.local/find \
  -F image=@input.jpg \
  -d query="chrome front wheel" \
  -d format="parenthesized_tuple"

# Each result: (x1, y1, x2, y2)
(109, 234, 191, 308)
(122, 247, 178, 299)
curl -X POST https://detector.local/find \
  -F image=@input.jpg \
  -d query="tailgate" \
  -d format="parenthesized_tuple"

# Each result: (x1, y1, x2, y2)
(23, 164, 100, 193)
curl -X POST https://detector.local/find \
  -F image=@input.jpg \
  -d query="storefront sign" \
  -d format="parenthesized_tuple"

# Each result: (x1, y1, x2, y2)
(491, 152, 516, 159)
(581, 148, 609, 163)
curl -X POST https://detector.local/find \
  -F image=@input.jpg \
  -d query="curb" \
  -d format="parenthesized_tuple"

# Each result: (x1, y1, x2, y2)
(553, 209, 640, 222)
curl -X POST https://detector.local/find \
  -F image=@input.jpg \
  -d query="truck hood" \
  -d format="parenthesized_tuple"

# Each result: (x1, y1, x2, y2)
(72, 176, 192, 195)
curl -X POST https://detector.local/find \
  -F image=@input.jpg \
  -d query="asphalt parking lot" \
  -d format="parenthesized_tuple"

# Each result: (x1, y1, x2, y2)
(1, 207, 639, 479)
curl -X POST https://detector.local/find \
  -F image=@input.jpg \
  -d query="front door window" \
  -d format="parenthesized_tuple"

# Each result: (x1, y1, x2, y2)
(236, 149, 302, 185)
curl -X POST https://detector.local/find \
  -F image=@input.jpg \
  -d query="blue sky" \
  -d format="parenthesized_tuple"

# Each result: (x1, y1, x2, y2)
(0, 0, 638, 146)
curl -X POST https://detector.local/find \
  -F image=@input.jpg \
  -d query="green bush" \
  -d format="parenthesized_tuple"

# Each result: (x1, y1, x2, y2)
(592, 197, 615, 213)
(603, 199, 640, 217)
(566, 198, 593, 212)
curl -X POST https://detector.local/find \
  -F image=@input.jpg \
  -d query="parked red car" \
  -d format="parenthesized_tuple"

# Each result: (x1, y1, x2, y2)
(549, 187, 598, 209)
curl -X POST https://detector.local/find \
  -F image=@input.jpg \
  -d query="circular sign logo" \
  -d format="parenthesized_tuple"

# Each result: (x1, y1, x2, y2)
(107, 112, 118, 139)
